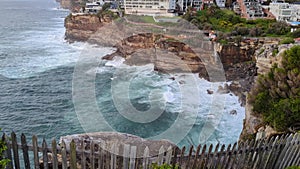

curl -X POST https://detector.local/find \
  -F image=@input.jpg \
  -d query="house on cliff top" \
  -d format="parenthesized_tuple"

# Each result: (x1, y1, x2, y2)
(124, 0, 177, 16)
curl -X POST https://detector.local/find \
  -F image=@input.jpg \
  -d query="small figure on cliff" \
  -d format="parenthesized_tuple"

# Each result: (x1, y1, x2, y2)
(209, 30, 217, 41)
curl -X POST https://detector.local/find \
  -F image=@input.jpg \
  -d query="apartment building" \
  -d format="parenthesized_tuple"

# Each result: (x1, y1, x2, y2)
(124, 0, 176, 15)
(291, 4, 300, 21)
(269, 2, 293, 21)
(244, 0, 264, 18)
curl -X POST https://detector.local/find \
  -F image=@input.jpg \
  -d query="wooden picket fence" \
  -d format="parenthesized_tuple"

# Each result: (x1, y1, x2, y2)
(1, 132, 300, 169)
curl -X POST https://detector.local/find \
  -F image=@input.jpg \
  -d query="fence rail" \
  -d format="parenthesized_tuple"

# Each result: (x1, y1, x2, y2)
(1, 132, 300, 169)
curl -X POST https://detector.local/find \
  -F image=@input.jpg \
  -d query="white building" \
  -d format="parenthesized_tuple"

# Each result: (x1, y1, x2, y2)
(291, 4, 300, 21)
(124, 0, 176, 16)
(85, 1, 104, 13)
(215, 0, 225, 8)
(269, 2, 293, 21)
(176, 0, 225, 12)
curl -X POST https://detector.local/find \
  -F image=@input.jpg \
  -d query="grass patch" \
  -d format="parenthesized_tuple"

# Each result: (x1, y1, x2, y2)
(126, 15, 155, 24)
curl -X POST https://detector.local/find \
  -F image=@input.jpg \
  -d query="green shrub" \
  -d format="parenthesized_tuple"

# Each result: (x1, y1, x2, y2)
(0, 129, 9, 169)
(268, 22, 291, 35)
(291, 29, 300, 38)
(280, 38, 295, 44)
(249, 46, 300, 131)
(285, 166, 300, 169)
(272, 48, 279, 57)
(182, 6, 288, 37)
(151, 163, 180, 169)
(218, 39, 228, 45)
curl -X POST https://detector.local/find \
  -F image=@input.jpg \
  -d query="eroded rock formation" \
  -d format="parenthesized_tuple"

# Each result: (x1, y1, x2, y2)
(65, 14, 113, 42)
(64, 15, 289, 142)
(56, 0, 84, 12)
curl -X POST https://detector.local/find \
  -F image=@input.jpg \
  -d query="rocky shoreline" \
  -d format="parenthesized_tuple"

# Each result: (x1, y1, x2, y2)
(62, 8, 288, 141)
(64, 14, 260, 102)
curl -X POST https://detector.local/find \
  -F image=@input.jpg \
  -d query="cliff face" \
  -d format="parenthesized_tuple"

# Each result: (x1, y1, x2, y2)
(60, 0, 71, 9)
(106, 33, 209, 77)
(65, 14, 113, 42)
(64, 15, 274, 141)
(56, 0, 85, 12)
(65, 15, 260, 85)
(215, 42, 258, 81)
(239, 39, 294, 141)
(101, 33, 260, 83)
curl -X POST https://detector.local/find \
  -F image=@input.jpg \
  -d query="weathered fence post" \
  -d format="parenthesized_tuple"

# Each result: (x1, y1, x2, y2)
(226, 142, 237, 169)
(123, 144, 130, 169)
(210, 143, 219, 169)
(110, 143, 118, 169)
(99, 142, 106, 169)
(42, 139, 49, 169)
(90, 141, 95, 169)
(165, 146, 172, 165)
(171, 146, 179, 168)
(142, 146, 149, 169)
(32, 135, 40, 169)
(185, 145, 193, 168)
(178, 146, 185, 167)
(215, 144, 225, 169)
(51, 139, 59, 169)
(275, 134, 293, 169)
(198, 144, 206, 168)
(264, 135, 278, 169)
(191, 144, 201, 168)
(70, 140, 77, 169)
(21, 133, 30, 169)
(221, 144, 231, 169)
(129, 146, 136, 169)
(61, 140, 68, 169)
(2, 132, 300, 169)
(157, 146, 165, 166)
(11, 132, 20, 169)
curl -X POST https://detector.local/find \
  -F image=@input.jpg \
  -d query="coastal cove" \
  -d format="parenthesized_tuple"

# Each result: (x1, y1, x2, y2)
(63, 6, 252, 146)
(0, 0, 273, 148)
(64, 6, 300, 142)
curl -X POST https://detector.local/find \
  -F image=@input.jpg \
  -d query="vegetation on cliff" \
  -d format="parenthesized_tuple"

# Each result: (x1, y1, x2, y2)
(183, 6, 291, 38)
(249, 46, 300, 131)
(96, 3, 119, 20)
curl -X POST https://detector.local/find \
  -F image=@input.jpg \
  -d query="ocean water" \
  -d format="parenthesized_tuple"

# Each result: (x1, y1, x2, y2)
(0, 0, 245, 147)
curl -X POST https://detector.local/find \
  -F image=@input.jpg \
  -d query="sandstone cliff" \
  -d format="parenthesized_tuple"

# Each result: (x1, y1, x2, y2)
(64, 15, 261, 103)
(56, 0, 85, 12)
(239, 39, 296, 141)
(65, 14, 113, 42)
(64, 15, 283, 142)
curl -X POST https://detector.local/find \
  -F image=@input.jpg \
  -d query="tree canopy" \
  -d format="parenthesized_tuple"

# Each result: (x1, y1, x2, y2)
(183, 6, 291, 38)
(249, 46, 300, 131)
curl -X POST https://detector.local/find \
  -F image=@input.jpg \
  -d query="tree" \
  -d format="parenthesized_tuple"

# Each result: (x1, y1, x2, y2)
(249, 46, 300, 131)
(268, 22, 290, 35)
(291, 29, 300, 38)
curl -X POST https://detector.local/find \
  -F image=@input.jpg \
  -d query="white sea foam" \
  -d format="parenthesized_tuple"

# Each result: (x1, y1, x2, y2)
(0, 0, 246, 148)
(163, 87, 175, 103)
(105, 56, 125, 67)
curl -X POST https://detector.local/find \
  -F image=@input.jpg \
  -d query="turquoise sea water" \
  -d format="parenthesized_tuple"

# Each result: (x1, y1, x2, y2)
(0, 0, 245, 147)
